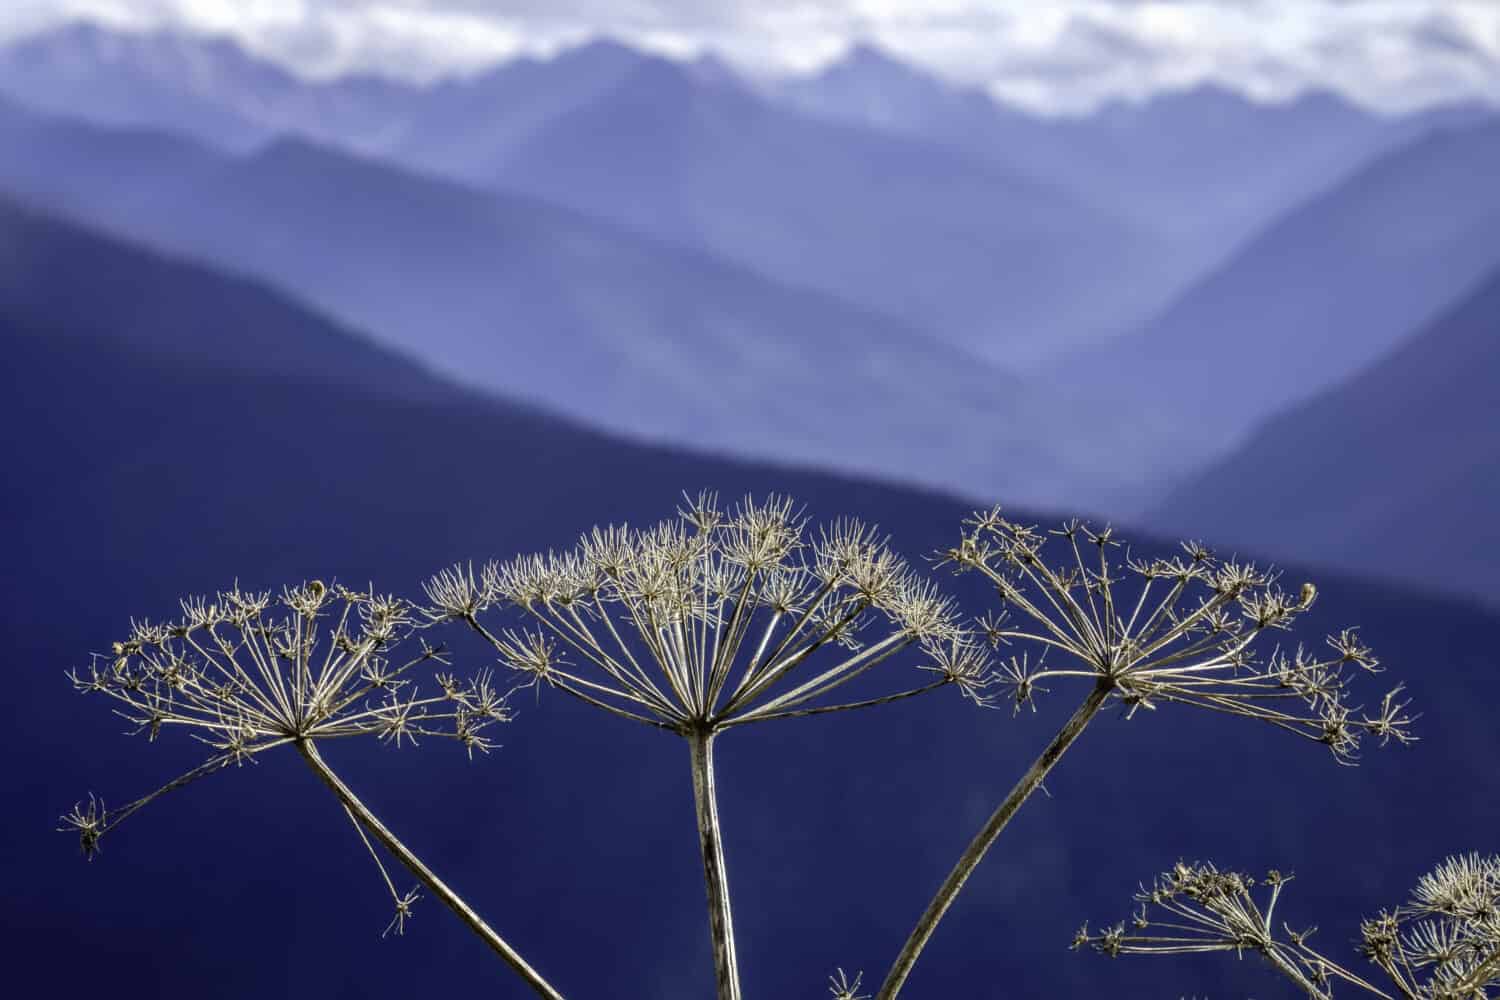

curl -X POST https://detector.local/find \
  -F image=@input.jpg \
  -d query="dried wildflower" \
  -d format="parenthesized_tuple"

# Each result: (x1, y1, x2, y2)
(1080, 855, 1500, 1000)
(939, 508, 1408, 761)
(878, 509, 1412, 1000)
(63, 581, 502, 849)
(62, 579, 564, 1000)
(429, 492, 985, 1000)
(828, 967, 871, 999)
(57, 794, 105, 860)
(341, 798, 423, 939)
(385, 888, 421, 938)
(427, 492, 984, 732)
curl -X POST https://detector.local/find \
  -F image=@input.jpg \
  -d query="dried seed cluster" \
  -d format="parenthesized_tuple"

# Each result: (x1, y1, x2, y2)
(427, 493, 992, 731)
(1078, 855, 1500, 999)
(943, 508, 1414, 761)
(62, 580, 507, 857)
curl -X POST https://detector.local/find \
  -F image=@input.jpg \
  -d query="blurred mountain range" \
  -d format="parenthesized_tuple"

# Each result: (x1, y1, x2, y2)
(1059, 119, 1500, 455)
(780, 43, 1491, 263)
(4, 191, 1497, 1000)
(0, 194, 452, 401)
(0, 20, 1496, 597)
(0, 96, 1195, 513)
(1149, 264, 1500, 602)
(0, 24, 1174, 367)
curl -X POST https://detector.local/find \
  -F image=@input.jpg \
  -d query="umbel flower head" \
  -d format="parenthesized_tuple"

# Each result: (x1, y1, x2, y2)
(827, 967, 870, 1000)
(1076, 855, 1500, 1000)
(941, 508, 1415, 761)
(1362, 853, 1500, 999)
(425, 492, 991, 731)
(62, 580, 509, 858)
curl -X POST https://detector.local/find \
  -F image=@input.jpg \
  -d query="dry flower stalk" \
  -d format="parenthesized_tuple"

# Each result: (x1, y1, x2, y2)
(61, 580, 565, 1000)
(874, 507, 1413, 999)
(426, 492, 990, 1000)
(1076, 854, 1500, 999)
(60, 494, 1429, 1000)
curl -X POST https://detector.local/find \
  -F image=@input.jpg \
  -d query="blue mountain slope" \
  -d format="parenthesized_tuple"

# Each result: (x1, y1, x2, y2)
(779, 43, 1492, 264)
(3, 204, 1497, 1000)
(0, 194, 452, 400)
(1055, 119, 1500, 465)
(0, 21, 427, 154)
(379, 39, 654, 178)
(0, 24, 645, 163)
(491, 56, 1174, 366)
(0, 26, 1178, 365)
(0, 21, 281, 150)
(0, 98, 1198, 514)
(7, 24, 1491, 374)
(1146, 266, 1500, 605)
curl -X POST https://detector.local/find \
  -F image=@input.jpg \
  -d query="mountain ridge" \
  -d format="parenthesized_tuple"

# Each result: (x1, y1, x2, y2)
(491, 50, 1171, 366)
(0, 190, 458, 403)
(1145, 263, 1500, 604)
(780, 41, 1494, 267)
(0, 98, 1201, 514)
(0, 23, 1186, 366)
(1051, 116, 1500, 465)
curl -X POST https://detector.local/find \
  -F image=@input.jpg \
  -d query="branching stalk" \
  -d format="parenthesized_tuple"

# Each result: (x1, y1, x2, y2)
(877, 680, 1113, 1000)
(1262, 943, 1332, 999)
(296, 739, 567, 1000)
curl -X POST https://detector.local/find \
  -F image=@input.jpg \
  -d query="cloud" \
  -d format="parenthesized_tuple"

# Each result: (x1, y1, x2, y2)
(4, 0, 1500, 112)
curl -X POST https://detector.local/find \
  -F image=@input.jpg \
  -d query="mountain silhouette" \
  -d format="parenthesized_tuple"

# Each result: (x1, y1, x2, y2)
(0, 193, 450, 399)
(0, 26, 1176, 366)
(378, 38, 656, 180)
(0, 99, 1198, 514)
(1146, 265, 1500, 604)
(1055, 118, 1500, 467)
(780, 42, 1492, 265)
(0, 20, 421, 154)
(0, 24, 653, 165)
(0, 21, 284, 150)
(489, 54, 1172, 366)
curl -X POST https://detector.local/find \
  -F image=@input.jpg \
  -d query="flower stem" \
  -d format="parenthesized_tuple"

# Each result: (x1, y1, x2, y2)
(688, 726, 743, 1000)
(877, 680, 1113, 1000)
(296, 740, 567, 1000)
(1262, 944, 1333, 999)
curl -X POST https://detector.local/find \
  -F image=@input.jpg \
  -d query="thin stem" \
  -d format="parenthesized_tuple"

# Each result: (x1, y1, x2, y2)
(687, 726, 742, 1000)
(877, 680, 1113, 1000)
(723, 679, 949, 726)
(728, 635, 913, 723)
(1261, 943, 1331, 999)
(343, 803, 402, 901)
(1369, 954, 1421, 1000)
(296, 740, 567, 1000)
(1455, 945, 1500, 996)
(547, 674, 678, 730)
(105, 750, 276, 834)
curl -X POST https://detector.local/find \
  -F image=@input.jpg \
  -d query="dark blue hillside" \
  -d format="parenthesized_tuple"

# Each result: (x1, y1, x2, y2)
(1057, 119, 1500, 466)
(0, 195, 453, 400)
(4, 259, 1497, 999)
(0, 98, 1193, 515)
(1148, 265, 1500, 606)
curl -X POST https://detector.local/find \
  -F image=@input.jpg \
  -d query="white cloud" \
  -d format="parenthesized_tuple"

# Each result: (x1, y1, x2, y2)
(4, 0, 1499, 112)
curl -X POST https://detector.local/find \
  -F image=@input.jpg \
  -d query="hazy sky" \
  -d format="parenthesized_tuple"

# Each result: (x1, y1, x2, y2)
(2, 1, 1498, 113)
